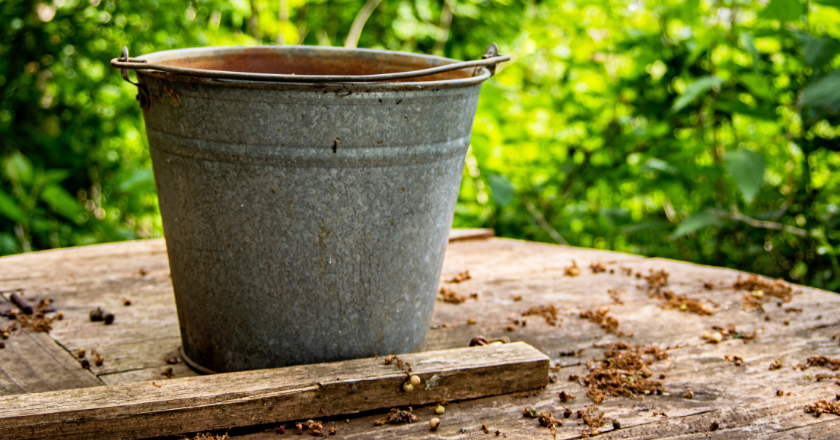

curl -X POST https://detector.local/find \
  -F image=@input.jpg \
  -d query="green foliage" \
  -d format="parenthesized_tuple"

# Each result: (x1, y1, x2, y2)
(1, 0, 839, 291)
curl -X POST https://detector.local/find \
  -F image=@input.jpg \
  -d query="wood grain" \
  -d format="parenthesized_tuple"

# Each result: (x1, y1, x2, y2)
(0, 342, 548, 440)
(1, 234, 840, 439)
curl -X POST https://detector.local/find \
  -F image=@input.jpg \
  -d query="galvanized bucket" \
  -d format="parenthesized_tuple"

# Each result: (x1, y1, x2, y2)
(112, 45, 509, 373)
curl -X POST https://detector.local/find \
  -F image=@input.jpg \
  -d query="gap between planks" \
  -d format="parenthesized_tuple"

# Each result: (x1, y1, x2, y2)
(0, 342, 548, 440)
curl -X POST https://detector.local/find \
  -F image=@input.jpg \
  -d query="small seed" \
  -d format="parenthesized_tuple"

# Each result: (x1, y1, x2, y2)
(81, 359, 90, 369)
(751, 289, 764, 299)
(0, 342, 5, 349)
(76, 349, 86, 358)
(710, 332, 723, 343)
(89, 307, 104, 322)
(429, 418, 440, 431)
(103, 312, 115, 325)
(467, 317, 477, 325)
(403, 382, 414, 392)
(435, 404, 445, 415)
(410, 375, 421, 386)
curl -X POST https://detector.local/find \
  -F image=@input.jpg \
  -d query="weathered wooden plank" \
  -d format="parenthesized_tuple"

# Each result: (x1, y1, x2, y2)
(0, 342, 549, 440)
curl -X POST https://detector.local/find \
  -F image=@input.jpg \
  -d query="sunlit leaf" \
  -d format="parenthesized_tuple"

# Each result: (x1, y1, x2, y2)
(487, 174, 515, 207)
(759, 0, 804, 21)
(669, 212, 721, 239)
(739, 32, 761, 74)
(117, 168, 155, 192)
(802, 69, 840, 113)
(0, 189, 24, 222)
(797, 33, 840, 70)
(723, 150, 766, 204)
(641, 158, 678, 175)
(671, 76, 725, 113)
(4, 152, 34, 186)
(740, 73, 775, 100)
(813, 0, 840, 9)
(40, 184, 84, 224)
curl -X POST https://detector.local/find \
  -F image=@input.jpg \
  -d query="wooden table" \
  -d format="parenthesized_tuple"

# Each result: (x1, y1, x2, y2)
(1, 232, 839, 439)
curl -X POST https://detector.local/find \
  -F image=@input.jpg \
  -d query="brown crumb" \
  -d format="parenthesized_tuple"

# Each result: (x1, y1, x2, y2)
(589, 262, 607, 274)
(583, 342, 667, 404)
(733, 275, 793, 302)
(579, 307, 630, 336)
(375, 408, 417, 425)
(777, 390, 785, 396)
(161, 366, 173, 379)
(798, 356, 840, 371)
(92, 349, 104, 366)
(438, 286, 468, 304)
(703, 324, 758, 344)
(564, 260, 580, 277)
(703, 281, 715, 289)
(180, 433, 230, 440)
(655, 289, 714, 315)
(643, 269, 670, 294)
(383, 355, 412, 374)
(742, 292, 765, 311)
(580, 407, 606, 438)
(81, 359, 90, 369)
(785, 307, 802, 313)
(482, 424, 490, 433)
(505, 324, 516, 332)
(523, 407, 539, 418)
(805, 399, 840, 417)
(522, 304, 560, 326)
(513, 295, 522, 302)
(165, 356, 180, 364)
(710, 421, 719, 431)
(308, 420, 324, 436)
(607, 288, 624, 305)
(558, 390, 575, 403)
(123, 298, 132, 306)
(684, 391, 693, 399)
(769, 359, 783, 370)
(446, 271, 472, 283)
(537, 411, 562, 438)
(724, 354, 744, 366)
(139, 267, 149, 276)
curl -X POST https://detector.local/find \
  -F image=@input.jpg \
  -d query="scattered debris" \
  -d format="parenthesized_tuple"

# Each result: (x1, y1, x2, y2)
(446, 271, 472, 283)
(784, 307, 802, 314)
(583, 342, 667, 404)
(724, 354, 744, 366)
(656, 289, 714, 315)
(470, 336, 489, 346)
(742, 292, 765, 311)
(580, 307, 630, 336)
(564, 261, 580, 277)
(80, 359, 90, 369)
(383, 355, 412, 377)
(139, 267, 149, 276)
(607, 288, 624, 305)
(89, 307, 105, 322)
(123, 298, 132, 306)
(558, 390, 575, 403)
(523, 407, 539, 418)
(805, 399, 840, 417)
(437, 287, 477, 304)
(375, 408, 417, 425)
(643, 269, 670, 294)
(467, 317, 478, 325)
(522, 305, 560, 326)
(580, 407, 606, 438)
(161, 366, 173, 379)
(559, 348, 586, 357)
(165, 356, 180, 364)
(709, 421, 719, 431)
(684, 391, 693, 399)
(589, 262, 607, 274)
(104, 312, 115, 325)
(797, 356, 840, 371)
(179, 433, 229, 440)
(482, 424, 491, 433)
(513, 295, 522, 302)
(769, 359, 783, 370)
(702, 325, 758, 344)
(507, 317, 527, 327)
(733, 275, 793, 302)
(537, 411, 562, 438)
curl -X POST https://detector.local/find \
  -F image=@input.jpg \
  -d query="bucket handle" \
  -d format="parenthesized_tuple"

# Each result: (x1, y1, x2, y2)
(111, 44, 510, 84)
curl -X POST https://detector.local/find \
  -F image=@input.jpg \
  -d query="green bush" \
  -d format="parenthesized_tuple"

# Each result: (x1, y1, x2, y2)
(1, 0, 838, 291)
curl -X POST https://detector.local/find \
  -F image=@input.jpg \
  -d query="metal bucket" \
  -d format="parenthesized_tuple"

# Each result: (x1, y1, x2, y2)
(114, 45, 507, 373)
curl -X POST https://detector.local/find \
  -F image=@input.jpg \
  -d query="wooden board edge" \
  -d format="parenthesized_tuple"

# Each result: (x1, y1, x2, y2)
(0, 342, 548, 440)
(448, 228, 495, 242)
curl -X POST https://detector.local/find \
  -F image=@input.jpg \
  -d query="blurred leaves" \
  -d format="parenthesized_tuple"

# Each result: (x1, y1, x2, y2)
(723, 150, 767, 204)
(671, 76, 725, 113)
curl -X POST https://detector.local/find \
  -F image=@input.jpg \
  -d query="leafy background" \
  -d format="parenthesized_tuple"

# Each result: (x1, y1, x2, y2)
(1, 0, 839, 291)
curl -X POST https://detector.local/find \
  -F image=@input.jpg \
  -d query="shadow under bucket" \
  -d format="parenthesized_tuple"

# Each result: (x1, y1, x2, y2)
(114, 45, 508, 373)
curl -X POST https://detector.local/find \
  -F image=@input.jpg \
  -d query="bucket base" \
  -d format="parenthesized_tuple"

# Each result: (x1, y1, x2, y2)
(180, 346, 218, 375)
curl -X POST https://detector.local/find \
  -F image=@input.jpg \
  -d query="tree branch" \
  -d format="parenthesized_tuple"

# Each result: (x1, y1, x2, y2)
(525, 201, 569, 245)
(706, 208, 808, 237)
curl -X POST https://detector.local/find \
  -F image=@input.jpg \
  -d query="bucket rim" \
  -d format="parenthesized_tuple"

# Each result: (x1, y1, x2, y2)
(133, 45, 492, 90)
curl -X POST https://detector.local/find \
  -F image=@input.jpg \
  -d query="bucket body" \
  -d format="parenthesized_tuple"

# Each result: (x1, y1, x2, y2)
(137, 46, 486, 372)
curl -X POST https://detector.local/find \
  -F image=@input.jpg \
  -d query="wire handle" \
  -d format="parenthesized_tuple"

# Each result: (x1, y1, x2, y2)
(112, 43, 510, 84)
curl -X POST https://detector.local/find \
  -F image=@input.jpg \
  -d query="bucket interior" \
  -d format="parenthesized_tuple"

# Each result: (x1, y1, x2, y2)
(141, 46, 476, 83)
